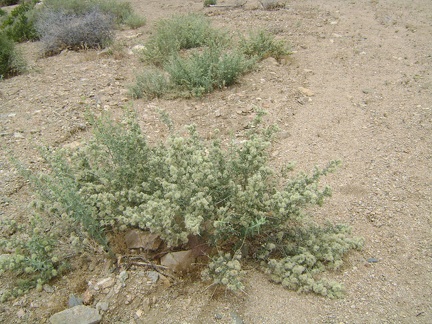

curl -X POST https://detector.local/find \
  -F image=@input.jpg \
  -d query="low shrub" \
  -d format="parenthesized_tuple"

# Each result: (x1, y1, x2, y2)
(0, 0, 38, 42)
(0, 0, 20, 6)
(164, 47, 255, 97)
(203, 0, 217, 7)
(41, 0, 143, 27)
(130, 68, 170, 99)
(239, 30, 291, 61)
(0, 31, 26, 78)
(142, 13, 226, 66)
(36, 8, 115, 55)
(1, 111, 363, 299)
(259, 0, 286, 10)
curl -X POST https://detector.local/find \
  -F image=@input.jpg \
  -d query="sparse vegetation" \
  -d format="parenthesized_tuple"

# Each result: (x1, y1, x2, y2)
(0, 111, 362, 300)
(0, 31, 26, 78)
(240, 30, 291, 62)
(0, 0, 38, 42)
(259, 0, 286, 10)
(36, 8, 115, 55)
(203, 0, 217, 7)
(134, 14, 290, 98)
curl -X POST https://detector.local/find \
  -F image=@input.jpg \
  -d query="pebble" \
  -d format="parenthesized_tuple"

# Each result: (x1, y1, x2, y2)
(147, 271, 159, 284)
(367, 258, 379, 263)
(43, 284, 55, 293)
(96, 301, 109, 312)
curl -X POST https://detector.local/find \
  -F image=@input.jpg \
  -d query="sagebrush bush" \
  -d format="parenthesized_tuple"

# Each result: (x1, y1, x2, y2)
(36, 8, 115, 55)
(0, 31, 26, 78)
(142, 13, 227, 66)
(259, 0, 286, 10)
(239, 30, 291, 61)
(130, 68, 170, 99)
(0, 0, 39, 42)
(1, 111, 363, 298)
(203, 0, 217, 7)
(164, 47, 254, 97)
(0, 0, 20, 6)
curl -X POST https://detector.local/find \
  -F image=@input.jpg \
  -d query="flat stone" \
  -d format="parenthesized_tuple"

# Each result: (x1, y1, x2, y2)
(49, 305, 101, 324)
(96, 277, 115, 290)
(124, 229, 162, 251)
(160, 250, 195, 273)
(298, 87, 314, 97)
(68, 295, 83, 308)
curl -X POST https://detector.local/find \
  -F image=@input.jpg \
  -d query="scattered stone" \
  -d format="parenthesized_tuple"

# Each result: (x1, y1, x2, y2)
(43, 284, 54, 293)
(96, 301, 109, 312)
(17, 309, 25, 319)
(215, 313, 223, 320)
(68, 294, 83, 308)
(13, 132, 25, 138)
(160, 250, 195, 273)
(49, 305, 101, 324)
(131, 45, 145, 54)
(367, 258, 379, 263)
(124, 229, 162, 251)
(96, 277, 115, 290)
(147, 271, 159, 284)
(82, 290, 94, 305)
(135, 309, 144, 318)
(230, 311, 244, 324)
(118, 270, 128, 287)
(298, 87, 314, 97)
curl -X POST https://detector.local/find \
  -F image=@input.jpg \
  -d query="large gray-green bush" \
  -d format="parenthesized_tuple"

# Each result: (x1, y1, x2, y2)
(0, 111, 363, 300)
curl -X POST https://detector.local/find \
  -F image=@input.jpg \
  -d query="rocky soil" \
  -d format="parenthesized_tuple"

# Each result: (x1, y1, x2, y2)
(0, 0, 431, 323)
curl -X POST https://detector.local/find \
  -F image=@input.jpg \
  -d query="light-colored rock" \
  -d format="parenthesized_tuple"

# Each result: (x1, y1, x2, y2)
(298, 87, 314, 97)
(160, 250, 195, 273)
(124, 229, 162, 251)
(96, 277, 115, 290)
(49, 305, 101, 324)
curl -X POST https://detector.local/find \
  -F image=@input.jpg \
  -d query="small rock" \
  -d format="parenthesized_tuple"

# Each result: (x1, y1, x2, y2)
(298, 87, 314, 97)
(43, 284, 55, 293)
(135, 309, 144, 318)
(96, 301, 109, 312)
(17, 309, 25, 319)
(49, 305, 101, 324)
(131, 45, 145, 54)
(13, 132, 25, 138)
(367, 258, 379, 263)
(96, 277, 115, 290)
(147, 271, 159, 284)
(160, 250, 195, 273)
(82, 290, 94, 305)
(124, 229, 162, 251)
(68, 294, 83, 308)
(118, 270, 128, 287)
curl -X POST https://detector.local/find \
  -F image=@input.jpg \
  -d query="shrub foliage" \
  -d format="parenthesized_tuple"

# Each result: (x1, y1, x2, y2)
(0, 31, 26, 78)
(1, 112, 363, 299)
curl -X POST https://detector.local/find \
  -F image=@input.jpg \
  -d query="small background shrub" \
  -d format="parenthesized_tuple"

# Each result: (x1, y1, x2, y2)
(0, 31, 26, 78)
(204, 0, 217, 7)
(0, 0, 20, 6)
(0, 0, 38, 42)
(259, 0, 286, 10)
(239, 30, 291, 62)
(36, 8, 115, 55)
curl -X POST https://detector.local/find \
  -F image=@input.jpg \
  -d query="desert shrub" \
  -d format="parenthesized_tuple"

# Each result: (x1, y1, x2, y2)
(0, 0, 20, 6)
(123, 12, 146, 29)
(239, 30, 291, 61)
(0, 31, 26, 78)
(2, 111, 362, 299)
(35, 8, 115, 55)
(0, 8, 7, 16)
(0, 0, 38, 42)
(142, 13, 226, 66)
(41, 0, 144, 27)
(203, 0, 217, 7)
(130, 68, 170, 99)
(259, 0, 286, 10)
(164, 47, 255, 97)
